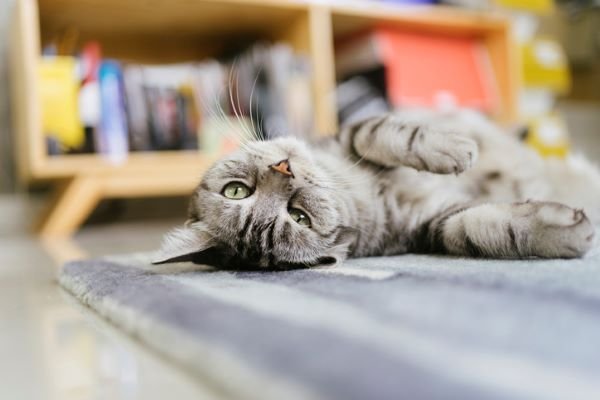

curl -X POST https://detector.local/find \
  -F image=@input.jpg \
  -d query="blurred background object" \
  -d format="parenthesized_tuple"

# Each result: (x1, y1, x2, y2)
(5, 0, 516, 236)
(0, 0, 14, 193)
(0, 0, 599, 234)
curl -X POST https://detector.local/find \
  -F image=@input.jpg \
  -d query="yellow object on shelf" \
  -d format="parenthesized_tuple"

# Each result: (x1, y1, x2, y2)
(39, 56, 84, 149)
(521, 38, 570, 94)
(495, 0, 554, 14)
(525, 113, 570, 158)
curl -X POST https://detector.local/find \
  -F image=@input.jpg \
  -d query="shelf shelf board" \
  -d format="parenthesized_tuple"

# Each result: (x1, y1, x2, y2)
(34, 151, 219, 179)
(331, 4, 507, 37)
(38, 0, 306, 38)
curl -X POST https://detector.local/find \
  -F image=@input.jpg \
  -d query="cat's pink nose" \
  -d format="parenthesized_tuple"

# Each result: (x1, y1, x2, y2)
(270, 159, 294, 178)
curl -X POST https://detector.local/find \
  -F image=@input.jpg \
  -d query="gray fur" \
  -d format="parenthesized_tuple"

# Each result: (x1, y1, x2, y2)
(155, 109, 598, 268)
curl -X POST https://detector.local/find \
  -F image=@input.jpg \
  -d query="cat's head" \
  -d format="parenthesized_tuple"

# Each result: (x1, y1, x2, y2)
(153, 137, 357, 270)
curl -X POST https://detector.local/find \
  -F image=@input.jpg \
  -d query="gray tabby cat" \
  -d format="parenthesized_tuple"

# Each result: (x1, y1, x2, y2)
(154, 109, 598, 269)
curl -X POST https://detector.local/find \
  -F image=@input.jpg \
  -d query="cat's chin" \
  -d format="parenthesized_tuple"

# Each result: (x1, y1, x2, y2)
(273, 256, 338, 270)
(211, 256, 338, 271)
(154, 243, 340, 271)
(197, 255, 338, 271)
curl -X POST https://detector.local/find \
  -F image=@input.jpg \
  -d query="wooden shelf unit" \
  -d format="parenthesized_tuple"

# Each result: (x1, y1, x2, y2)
(10, 0, 516, 237)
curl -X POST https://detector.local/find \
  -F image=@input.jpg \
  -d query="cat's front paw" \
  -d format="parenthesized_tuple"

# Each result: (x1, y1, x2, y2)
(414, 131, 479, 175)
(526, 202, 596, 258)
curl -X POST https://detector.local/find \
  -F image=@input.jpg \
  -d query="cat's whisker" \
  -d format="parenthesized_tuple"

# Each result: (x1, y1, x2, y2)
(248, 68, 266, 141)
(227, 62, 255, 143)
(199, 88, 248, 152)
(231, 63, 251, 140)
(236, 63, 263, 143)
(204, 82, 247, 144)
(248, 73, 259, 141)
(233, 62, 263, 144)
(207, 89, 254, 151)
(226, 64, 254, 146)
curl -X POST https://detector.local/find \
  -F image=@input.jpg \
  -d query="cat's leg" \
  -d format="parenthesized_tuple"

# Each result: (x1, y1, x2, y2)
(338, 114, 478, 174)
(415, 201, 595, 258)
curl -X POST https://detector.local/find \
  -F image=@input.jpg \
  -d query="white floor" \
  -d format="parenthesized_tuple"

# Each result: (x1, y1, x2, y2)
(0, 196, 222, 400)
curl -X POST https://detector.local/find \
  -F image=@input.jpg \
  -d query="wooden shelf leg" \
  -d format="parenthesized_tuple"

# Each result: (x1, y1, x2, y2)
(39, 237, 88, 270)
(36, 176, 102, 238)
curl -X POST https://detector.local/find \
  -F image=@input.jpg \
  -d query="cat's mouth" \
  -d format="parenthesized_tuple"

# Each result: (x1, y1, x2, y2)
(215, 257, 337, 271)
(188, 247, 336, 271)
(261, 256, 337, 270)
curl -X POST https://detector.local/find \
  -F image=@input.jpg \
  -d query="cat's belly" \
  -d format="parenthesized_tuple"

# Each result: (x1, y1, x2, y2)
(354, 168, 474, 256)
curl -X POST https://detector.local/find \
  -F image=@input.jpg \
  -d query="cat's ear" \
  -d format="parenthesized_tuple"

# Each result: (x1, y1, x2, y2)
(320, 226, 359, 266)
(152, 222, 216, 264)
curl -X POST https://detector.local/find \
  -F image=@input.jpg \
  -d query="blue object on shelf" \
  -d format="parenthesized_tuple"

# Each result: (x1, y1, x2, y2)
(98, 60, 129, 162)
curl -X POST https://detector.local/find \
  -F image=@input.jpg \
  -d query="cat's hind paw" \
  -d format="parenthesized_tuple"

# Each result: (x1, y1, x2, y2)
(527, 202, 596, 258)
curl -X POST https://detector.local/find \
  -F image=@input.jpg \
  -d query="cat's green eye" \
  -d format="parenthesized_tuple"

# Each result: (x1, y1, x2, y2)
(222, 182, 251, 199)
(289, 208, 311, 227)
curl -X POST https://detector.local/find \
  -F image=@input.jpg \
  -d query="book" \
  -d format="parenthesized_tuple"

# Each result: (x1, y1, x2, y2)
(78, 41, 102, 153)
(38, 56, 84, 152)
(335, 28, 499, 113)
(97, 60, 129, 162)
(123, 65, 151, 151)
(43, 42, 313, 157)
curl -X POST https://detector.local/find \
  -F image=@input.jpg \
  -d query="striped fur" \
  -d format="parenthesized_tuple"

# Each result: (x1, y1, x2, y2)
(155, 109, 598, 268)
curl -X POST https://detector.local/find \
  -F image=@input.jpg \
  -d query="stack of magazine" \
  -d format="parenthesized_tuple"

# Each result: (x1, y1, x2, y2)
(39, 42, 314, 160)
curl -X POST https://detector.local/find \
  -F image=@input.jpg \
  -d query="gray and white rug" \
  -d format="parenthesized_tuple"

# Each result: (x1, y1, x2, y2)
(59, 247, 600, 400)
